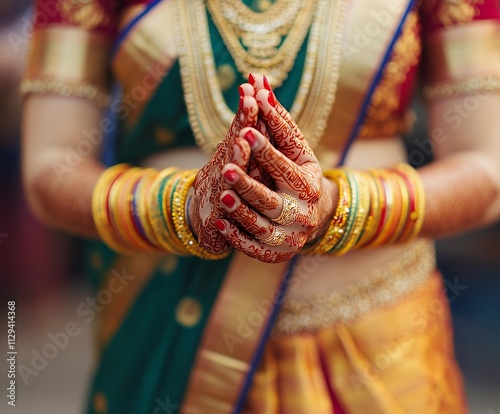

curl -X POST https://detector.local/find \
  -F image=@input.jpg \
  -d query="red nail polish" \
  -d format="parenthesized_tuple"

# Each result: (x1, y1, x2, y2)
(248, 73, 256, 85)
(238, 85, 245, 98)
(215, 219, 226, 231)
(223, 169, 238, 182)
(263, 76, 272, 91)
(221, 194, 236, 208)
(267, 91, 276, 107)
(244, 130, 256, 147)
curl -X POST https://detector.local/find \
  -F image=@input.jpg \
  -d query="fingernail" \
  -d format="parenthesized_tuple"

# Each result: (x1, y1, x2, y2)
(263, 76, 272, 91)
(244, 130, 257, 148)
(215, 219, 226, 232)
(221, 194, 236, 208)
(223, 169, 238, 183)
(238, 85, 245, 98)
(248, 73, 256, 85)
(267, 91, 276, 107)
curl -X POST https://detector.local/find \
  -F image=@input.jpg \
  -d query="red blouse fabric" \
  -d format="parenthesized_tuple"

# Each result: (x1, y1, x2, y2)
(29, 0, 500, 137)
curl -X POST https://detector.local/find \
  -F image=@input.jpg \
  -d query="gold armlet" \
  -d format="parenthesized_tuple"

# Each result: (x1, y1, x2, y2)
(423, 75, 500, 100)
(23, 26, 111, 107)
(20, 78, 110, 108)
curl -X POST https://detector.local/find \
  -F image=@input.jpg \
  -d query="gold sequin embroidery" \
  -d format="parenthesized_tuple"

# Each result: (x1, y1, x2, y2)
(176, 297, 202, 327)
(217, 64, 237, 93)
(359, 11, 420, 138)
(436, 0, 484, 27)
(273, 239, 436, 336)
(58, 0, 110, 30)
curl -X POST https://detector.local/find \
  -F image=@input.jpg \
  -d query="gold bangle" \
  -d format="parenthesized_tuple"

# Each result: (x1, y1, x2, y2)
(395, 164, 425, 243)
(330, 169, 370, 256)
(137, 170, 163, 250)
(387, 170, 410, 245)
(355, 171, 379, 248)
(92, 164, 135, 254)
(302, 169, 351, 255)
(171, 170, 231, 260)
(148, 167, 189, 255)
(365, 169, 395, 249)
(108, 167, 141, 248)
(162, 170, 193, 255)
(119, 168, 159, 252)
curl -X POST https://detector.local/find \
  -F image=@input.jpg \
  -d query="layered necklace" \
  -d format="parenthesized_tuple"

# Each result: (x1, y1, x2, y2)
(174, 0, 347, 156)
(207, 0, 315, 87)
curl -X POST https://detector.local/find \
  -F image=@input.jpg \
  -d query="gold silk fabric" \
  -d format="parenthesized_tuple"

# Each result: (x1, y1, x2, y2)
(244, 272, 467, 414)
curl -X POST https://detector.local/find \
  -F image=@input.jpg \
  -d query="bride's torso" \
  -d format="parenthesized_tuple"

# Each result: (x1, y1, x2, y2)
(115, 0, 428, 299)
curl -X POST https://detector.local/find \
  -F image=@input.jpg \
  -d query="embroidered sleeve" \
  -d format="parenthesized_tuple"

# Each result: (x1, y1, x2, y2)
(21, 0, 123, 107)
(420, 0, 500, 97)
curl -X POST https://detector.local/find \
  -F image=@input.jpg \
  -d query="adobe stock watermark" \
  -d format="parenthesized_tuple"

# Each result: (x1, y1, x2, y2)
(349, 277, 467, 394)
(51, 62, 166, 181)
(408, 93, 490, 167)
(488, 407, 500, 414)
(342, 1, 406, 62)
(18, 267, 136, 385)
(152, 396, 179, 414)
(222, 255, 328, 353)
(7, 0, 59, 54)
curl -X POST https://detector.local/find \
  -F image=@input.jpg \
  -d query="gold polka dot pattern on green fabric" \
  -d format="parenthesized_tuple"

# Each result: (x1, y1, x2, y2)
(90, 251, 103, 272)
(161, 255, 179, 275)
(255, 0, 272, 11)
(217, 64, 237, 92)
(93, 392, 108, 414)
(175, 297, 202, 327)
(154, 127, 175, 146)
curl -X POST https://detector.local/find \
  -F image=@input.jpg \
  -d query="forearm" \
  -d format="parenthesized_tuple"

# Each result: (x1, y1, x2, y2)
(419, 151, 500, 239)
(26, 159, 103, 239)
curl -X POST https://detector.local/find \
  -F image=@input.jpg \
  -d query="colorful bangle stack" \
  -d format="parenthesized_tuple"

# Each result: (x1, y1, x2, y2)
(92, 164, 231, 259)
(303, 163, 425, 256)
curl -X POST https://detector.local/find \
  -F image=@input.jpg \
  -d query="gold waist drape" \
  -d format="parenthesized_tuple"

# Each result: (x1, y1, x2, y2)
(245, 271, 467, 414)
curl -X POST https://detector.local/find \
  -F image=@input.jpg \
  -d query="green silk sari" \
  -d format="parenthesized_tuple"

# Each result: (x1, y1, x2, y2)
(85, 0, 413, 412)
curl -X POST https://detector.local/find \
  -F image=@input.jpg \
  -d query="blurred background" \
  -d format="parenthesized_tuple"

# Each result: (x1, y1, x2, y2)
(0, 2, 499, 413)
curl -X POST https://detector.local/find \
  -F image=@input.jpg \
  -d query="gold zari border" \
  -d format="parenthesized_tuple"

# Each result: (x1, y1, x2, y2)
(23, 25, 111, 105)
(424, 20, 500, 84)
(273, 239, 435, 336)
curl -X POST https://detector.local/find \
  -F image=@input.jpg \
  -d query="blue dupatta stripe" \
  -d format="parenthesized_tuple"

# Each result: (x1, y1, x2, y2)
(111, 0, 163, 57)
(338, 0, 417, 166)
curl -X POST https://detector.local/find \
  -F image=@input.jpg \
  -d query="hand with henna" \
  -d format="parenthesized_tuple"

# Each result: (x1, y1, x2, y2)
(189, 83, 259, 254)
(213, 75, 338, 263)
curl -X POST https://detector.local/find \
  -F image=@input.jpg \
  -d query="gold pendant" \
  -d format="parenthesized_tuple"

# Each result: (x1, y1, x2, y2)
(174, 0, 348, 156)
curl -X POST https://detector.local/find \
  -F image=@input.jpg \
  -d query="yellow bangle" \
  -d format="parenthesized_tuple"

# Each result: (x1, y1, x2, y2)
(171, 170, 231, 260)
(330, 169, 370, 256)
(355, 172, 379, 248)
(302, 169, 351, 255)
(148, 168, 189, 255)
(395, 164, 425, 243)
(137, 170, 163, 250)
(92, 164, 135, 254)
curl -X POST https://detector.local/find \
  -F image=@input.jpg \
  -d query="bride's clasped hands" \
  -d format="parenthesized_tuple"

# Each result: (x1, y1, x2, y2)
(191, 74, 338, 263)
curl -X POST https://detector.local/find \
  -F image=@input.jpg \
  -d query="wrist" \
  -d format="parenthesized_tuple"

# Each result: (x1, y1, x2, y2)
(186, 188, 199, 238)
(308, 176, 338, 242)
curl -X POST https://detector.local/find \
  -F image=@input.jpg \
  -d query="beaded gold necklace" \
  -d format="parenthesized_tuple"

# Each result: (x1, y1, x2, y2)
(207, 0, 315, 87)
(174, 0, 347, 156)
